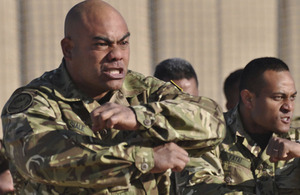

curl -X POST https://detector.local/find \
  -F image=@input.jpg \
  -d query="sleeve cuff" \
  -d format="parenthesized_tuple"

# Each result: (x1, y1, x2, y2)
(131, 105, 156, 130)
(134, 146, 154, 173)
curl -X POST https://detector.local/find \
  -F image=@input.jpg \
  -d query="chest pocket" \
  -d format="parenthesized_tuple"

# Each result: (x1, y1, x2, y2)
(58, 100, 94, 136)
(221, 151, 255, 187)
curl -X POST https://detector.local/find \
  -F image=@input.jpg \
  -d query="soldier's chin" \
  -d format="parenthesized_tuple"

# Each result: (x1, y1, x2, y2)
(106, 80, 124, 90)
(276, 126, 290, 134)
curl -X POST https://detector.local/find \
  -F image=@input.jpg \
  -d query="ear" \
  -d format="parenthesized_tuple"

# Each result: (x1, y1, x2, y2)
(240, 89, 254, 109)
(61, 38, 73, 61)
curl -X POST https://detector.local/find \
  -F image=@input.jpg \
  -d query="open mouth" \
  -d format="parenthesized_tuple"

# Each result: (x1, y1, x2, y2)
(104, 68, 124, 79)
(109, 69, 121, 75)
(281, 116, 290, 124)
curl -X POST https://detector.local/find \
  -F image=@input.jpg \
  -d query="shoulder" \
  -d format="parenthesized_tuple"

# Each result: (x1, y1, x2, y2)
(4, 90, 35, 115)
(3, 68, 58, 115)
(291, 116, 300, 128)
(123, 70, 167, 95)
(126, 70, 165, 86)
(283, 127, 300, 142)
(1, 87, 56, 120)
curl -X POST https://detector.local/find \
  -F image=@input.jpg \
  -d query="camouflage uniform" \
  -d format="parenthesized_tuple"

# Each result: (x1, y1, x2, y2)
(169, 147, 232, 195)
(220, 106, 300, 195)
(291, 116, 300, 128)
(2, 61, 225, 194)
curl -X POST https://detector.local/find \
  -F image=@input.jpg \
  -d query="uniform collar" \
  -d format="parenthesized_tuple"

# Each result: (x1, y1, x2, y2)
(225, 105, 248, 141)
(43, 60, 93, 102)
(225, 105, 261, 152)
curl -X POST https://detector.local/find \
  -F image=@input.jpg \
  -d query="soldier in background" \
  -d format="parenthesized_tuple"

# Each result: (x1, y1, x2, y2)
(1, 0, 225, 194)
(154, 58, 199, 96)
(220, 57, 300, 194)
(154, 57, 228, 195)
(223, 68, 243, 111)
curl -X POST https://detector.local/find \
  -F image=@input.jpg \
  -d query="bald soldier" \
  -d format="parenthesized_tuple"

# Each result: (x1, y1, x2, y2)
(1, 0, 225, 194)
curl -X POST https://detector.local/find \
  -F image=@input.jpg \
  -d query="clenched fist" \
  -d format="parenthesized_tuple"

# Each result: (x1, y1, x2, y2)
(91, 102, 140, 131)
(266, 136, 300, 162)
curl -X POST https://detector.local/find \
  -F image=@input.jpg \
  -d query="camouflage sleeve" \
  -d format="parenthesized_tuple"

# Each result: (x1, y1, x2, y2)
(1, 91, 154, 188)
(133, 80, 225, 155)
(167, 143, 240, 195)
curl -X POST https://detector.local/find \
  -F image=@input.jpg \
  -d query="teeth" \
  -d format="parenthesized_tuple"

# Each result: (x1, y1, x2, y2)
(109, 70, 120, 74)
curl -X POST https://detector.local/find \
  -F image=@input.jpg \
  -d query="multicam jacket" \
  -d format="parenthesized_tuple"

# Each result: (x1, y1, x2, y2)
(220, 106, 300, 195)
(2, 61, 225, 195)
(170, 147, 231, 195)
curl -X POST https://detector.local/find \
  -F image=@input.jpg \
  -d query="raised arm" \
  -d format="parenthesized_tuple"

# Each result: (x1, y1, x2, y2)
(2, 89, 190, 189)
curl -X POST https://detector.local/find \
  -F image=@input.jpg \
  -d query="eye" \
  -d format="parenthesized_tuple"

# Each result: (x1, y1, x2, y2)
(120, 40, 129, 45)
(290, 95, 297, 101)
(273, 96, 283, 101)
(119, 40, 129, 49)
(95, 42, 108, 46)
(94, 42, 109, 50)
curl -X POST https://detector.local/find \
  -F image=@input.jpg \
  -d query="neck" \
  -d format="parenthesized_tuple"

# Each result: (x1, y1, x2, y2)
(249, 132, 272, 149)
(75, 82, 108, 100)
(239, 105, 272, 149)
(239, 105, 268, 134)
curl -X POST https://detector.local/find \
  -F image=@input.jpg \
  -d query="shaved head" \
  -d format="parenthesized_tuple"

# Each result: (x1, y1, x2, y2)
(64, 0, 127, 38)
(61, 0, 130, 99)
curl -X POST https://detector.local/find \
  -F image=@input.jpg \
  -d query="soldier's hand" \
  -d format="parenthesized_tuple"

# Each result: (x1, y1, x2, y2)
(266, 136, 300, 162)
(91, 102, 140, 131)
(150, 142, 190, 173)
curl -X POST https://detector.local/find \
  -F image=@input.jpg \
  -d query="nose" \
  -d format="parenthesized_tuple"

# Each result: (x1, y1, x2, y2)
(107, 45, 124, 62)
(281, 100, 294, 113)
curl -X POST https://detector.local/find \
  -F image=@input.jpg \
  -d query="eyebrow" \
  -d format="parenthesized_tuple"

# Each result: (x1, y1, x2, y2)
(93, 32, 131, 43)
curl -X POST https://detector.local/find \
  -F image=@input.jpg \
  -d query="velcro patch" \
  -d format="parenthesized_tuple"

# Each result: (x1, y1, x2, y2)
(7, 92, 33, 114)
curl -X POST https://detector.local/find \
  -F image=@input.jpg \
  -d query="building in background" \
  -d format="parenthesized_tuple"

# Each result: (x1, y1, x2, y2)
(1, 0, 300, 136)
(0, 0, 20, 122)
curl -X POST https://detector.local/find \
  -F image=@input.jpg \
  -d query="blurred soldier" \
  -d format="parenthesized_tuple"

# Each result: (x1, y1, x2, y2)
(291, 116, 300, 129)
(223, 68, 243, 111)
(1, 0, 225, 194)
(154, 58, 199, 96)
(220, 57, 300, 194)
(154, 58, 227, 194)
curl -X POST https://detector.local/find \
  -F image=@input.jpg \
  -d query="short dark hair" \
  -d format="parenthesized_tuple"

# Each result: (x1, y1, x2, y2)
(239, 57, 289, 95)
(224, 68, 243, 101)
(154, 58, 198, 86)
